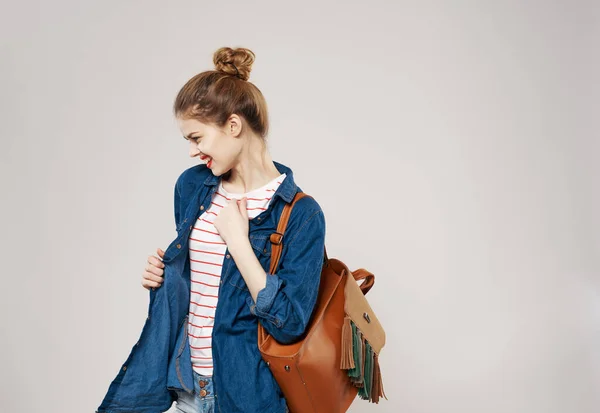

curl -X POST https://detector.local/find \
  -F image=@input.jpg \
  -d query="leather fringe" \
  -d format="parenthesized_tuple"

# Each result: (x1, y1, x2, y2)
(347, 321, 363, 385)
(371, 352, 388, 403)
(340, 316, 355, 369)
(359, 333, 366, 385)
(358, 340, 372, 400)
(341, 318, 388, 403)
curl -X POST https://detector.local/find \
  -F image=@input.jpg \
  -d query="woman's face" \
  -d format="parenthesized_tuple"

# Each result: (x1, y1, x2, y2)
(177, 116, 243, 176)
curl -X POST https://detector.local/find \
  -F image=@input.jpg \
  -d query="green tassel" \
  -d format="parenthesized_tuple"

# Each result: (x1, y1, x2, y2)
(358, 341, 372, 400)
(368, 342, 374, 399)
(347, 321, 363, 384)
(342, 320, 387, 403)
(344, 320, 385, 403)
(360, 343, 369, 399)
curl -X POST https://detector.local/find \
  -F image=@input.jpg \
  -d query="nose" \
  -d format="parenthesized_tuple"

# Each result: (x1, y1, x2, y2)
(189, 140, 200, 158)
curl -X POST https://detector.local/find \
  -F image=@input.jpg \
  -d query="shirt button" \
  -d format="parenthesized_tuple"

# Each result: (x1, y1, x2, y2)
(200, 205, 205, 210)
(263, 248, 267, 253)
(199, 380, 207, 388)
(189, 225, 193, 230)
(122, 366, 127, 371)
(176, 244, 181, 249)
(220, 279, 223, 284)
(226, 254, 230, 259)
(200, 389, 207, 397)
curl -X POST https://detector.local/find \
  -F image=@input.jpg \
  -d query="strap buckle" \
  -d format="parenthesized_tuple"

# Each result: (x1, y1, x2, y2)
(270, 232, 284, 245)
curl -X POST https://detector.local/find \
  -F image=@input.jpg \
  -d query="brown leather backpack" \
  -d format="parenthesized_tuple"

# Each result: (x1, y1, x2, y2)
(258, 191, 387, 413)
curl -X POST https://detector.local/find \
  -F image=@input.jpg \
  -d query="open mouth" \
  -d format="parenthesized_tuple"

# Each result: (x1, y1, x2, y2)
(200, 155, 212, 167)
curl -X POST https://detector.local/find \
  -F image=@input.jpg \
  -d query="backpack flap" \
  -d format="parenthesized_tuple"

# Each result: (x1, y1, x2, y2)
(343, 269, 385, 353)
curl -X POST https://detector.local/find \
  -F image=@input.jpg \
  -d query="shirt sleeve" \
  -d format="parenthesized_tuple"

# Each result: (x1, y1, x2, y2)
(246, 209, 326, 344)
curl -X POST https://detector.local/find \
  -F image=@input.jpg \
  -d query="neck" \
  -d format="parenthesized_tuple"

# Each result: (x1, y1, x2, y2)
(222, 139, 281, 193)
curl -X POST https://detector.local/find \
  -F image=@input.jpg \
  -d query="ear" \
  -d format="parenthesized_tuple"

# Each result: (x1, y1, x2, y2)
(226, 114, 243, 137)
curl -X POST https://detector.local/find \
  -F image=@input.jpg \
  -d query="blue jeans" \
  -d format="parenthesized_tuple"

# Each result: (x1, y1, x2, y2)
(174, 370, 216, 413)
(173, 369, 290, 413)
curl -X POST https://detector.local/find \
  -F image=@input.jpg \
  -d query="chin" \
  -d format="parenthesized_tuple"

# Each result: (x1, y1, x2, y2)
(209, 166, 228, 178)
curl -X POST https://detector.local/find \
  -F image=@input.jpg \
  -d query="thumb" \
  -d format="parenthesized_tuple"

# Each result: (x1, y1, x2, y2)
(238, 197, 248, 218)
(157, 247, 165, 258)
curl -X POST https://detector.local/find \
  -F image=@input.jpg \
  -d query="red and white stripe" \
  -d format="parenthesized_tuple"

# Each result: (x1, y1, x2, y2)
(187, 173, 286, 376)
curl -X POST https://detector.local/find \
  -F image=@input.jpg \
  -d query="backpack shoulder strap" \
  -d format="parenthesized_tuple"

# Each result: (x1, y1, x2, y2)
(269, 191, 308, 274)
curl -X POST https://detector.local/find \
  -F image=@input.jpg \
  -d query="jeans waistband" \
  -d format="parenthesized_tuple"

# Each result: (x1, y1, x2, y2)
(192, 370, 215, 399)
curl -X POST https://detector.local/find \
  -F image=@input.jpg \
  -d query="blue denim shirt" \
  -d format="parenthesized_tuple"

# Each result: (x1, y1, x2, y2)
(96, 161, 326, 413)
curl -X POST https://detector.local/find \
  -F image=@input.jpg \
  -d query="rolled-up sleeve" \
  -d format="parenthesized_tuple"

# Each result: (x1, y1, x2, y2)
(246, 209, 326, 344)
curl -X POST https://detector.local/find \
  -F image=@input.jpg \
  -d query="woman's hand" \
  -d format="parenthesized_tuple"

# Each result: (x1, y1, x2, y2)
(213, 197, 250, 249)
(142, 247, 165, 290)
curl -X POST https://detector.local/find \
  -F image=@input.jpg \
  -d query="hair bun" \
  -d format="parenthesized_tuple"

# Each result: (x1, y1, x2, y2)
(213, 47, 255, 81)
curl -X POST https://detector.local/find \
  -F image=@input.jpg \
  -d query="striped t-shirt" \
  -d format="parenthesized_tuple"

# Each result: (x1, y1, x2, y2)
(187, 172, 286, 376)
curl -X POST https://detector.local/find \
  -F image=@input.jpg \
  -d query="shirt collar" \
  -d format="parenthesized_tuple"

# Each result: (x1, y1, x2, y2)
(203, 160, 299, 203)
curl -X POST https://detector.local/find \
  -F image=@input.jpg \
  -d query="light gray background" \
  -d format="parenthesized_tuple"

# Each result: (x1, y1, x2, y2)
(1, 1, 598, 412)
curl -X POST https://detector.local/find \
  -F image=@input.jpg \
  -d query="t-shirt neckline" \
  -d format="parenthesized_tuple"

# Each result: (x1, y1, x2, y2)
(219, 173, 286, 197)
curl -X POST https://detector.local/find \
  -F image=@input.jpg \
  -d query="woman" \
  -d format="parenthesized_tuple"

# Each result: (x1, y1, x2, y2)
(96, 47, 326, 413)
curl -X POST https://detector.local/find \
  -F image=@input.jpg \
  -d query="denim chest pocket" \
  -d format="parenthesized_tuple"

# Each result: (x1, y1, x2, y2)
(228, 232, 273, 291)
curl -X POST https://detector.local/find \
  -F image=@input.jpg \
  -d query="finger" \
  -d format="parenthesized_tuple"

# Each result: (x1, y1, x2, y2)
(157, 248, 165, 258)
(142, 277, 162, 287)
(239, 197, 248, 218)
(145, 264, 164, 277)
(142, 279, 162, 290)
(143, 271, 164, 283)
(149, 255, 165, 269)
